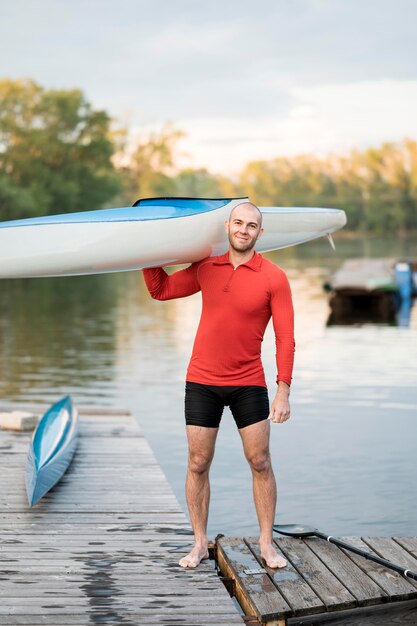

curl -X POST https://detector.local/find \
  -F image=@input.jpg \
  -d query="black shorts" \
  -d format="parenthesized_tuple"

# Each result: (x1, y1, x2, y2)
(184, 382, 270, 430)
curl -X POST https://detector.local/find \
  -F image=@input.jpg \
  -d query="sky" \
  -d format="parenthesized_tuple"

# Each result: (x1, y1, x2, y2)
(1, 0, 416, 174)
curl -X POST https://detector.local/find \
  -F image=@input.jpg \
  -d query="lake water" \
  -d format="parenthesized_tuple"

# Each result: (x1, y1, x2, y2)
(1, 235, 416, 538)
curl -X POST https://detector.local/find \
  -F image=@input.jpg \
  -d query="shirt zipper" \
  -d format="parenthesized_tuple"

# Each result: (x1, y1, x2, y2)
(223, 265, 239, 292)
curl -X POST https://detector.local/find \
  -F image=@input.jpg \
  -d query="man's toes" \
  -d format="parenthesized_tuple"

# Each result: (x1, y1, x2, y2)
(267, 555, 287, 569)
(178, 550, 208, 568)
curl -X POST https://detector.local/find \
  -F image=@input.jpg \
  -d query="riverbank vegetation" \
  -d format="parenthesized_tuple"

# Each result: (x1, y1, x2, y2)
(1, 79, 416, 235)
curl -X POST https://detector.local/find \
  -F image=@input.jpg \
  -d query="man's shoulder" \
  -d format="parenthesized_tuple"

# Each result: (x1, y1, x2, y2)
(259, 254, 288, 279)
(192, 253, 228, 270)
(191, 256, 217, 269)
(188, 255, 219, 278)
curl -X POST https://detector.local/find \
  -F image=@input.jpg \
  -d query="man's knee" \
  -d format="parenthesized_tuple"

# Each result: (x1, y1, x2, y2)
(247, 451, 271, 473)
(188, 453, 213, 475)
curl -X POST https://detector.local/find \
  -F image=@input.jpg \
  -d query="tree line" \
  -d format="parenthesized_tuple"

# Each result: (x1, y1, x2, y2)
(1, 79, 416, 234)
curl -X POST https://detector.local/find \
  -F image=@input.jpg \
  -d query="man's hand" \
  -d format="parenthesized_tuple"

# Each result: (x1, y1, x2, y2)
(268, 382, 291, 423)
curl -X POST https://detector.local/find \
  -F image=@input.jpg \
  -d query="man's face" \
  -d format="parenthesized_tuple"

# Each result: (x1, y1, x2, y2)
(225, 204, 263, 253)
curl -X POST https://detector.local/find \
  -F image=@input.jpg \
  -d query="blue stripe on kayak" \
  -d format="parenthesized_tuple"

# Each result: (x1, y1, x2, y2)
(0, 198, 237, 229)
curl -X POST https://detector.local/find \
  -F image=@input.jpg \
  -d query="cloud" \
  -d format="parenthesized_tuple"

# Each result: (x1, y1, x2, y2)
(0, 0, 416, 171)
(178, 79, 417, 173)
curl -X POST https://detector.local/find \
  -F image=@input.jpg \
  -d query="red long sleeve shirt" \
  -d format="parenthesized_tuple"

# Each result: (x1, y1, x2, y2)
(142, 251, 295, 387)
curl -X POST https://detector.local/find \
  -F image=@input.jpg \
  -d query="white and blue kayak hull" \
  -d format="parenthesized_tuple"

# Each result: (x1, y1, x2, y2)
(25, 396, 78, 507)
(0, 197, 347, 279)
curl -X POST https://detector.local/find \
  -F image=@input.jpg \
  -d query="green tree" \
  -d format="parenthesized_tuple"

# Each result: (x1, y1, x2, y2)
(238, 140, 417, 234)
(0, 175, 36, 220)
(174, 168, 237, 197)
(0, 79, 120, 219)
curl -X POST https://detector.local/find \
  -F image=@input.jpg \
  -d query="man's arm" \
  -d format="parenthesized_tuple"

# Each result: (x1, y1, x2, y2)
(142, 263, 201, 300)
(268, 268, 295, 424)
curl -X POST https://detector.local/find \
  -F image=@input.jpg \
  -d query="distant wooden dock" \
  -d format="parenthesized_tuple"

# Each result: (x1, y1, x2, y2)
(216, 535, 417, 625)
(324, 257, 415, 324)
(0, 408, 242, 625)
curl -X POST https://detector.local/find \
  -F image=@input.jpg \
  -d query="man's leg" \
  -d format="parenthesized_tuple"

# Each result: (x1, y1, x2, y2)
(239, 419, 287, 568)
(179, 425, 219, 568)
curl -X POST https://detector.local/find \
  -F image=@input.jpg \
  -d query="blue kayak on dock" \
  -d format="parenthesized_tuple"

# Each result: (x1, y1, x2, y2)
(25, 396, 78, 507)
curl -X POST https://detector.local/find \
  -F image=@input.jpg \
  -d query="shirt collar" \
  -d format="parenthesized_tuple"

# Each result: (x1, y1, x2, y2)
(212, 250, 263, 272)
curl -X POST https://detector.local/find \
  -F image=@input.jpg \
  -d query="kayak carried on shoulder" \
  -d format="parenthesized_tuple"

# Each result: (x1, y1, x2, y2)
(0, 197, 347, 279)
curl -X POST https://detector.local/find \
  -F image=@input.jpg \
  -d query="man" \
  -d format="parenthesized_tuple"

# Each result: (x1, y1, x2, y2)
(142, 202, 295, 569)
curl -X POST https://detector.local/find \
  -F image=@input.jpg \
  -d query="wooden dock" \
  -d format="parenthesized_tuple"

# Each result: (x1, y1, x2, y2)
(0, 408, 243, 625)
(216, 535, 417, 625)
(325, 258, 401, 323)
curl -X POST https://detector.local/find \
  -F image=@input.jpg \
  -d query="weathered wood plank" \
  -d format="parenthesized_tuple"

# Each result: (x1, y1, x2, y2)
(273, 536, 357, 611)
(0, 587, 234, 600)
(0, 541, 195, 555)
(0, 600, 242, 613)
(339, 536, 417, 599)
(217, 536, 291, 621)
(0, 572, 220, 585)
(286, 598, 417, 625)
(0, 607, 243, 626)
(0, 537, 192, 546)
(1, 498, 182, 513)
(0, 486, 167, 494)
(1, 489, 179, 499)
(0, 523, 191, 534)
(0, 512, 188, 523)
(301, 536, 387, 605)
(246, 537, 325, 617)
(394, 536, 417, 558)
(0, 561, 216, 574)
(362, 536, 417, 590)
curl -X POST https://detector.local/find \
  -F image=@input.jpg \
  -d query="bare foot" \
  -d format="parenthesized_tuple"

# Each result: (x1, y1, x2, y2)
(260, 542, 287, 569)
(178, 545, 209, 568)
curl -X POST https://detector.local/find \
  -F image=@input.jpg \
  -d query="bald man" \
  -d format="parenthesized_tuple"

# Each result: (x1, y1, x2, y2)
(142, 202, 295, 569)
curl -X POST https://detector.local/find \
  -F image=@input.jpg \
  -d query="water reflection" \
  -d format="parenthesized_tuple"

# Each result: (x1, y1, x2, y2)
(0, 276, 120, 402)
(0, 235, 416, 537)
